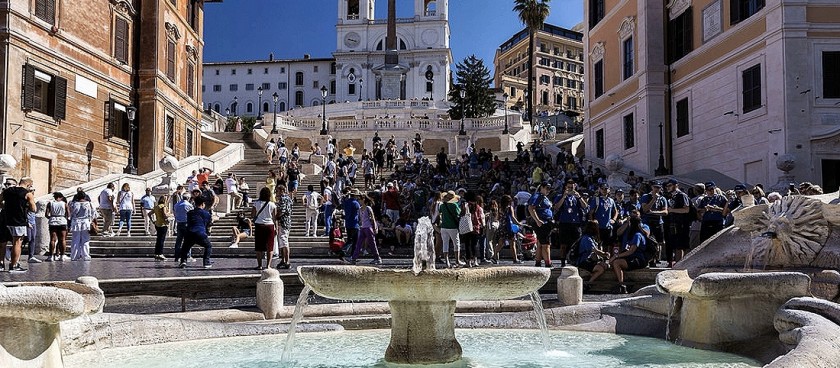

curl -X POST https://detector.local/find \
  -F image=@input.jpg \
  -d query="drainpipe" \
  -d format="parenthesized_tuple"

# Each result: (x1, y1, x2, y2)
(130, 0, 142, 171)
(1, 2, 10, 154)
(663, 9, 674, 175)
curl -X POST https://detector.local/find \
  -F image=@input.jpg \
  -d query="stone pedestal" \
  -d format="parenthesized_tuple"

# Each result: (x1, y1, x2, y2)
(556, 266, 583, 306)
(256, 269, 284, 320)
(34, 200, 50, 255)
(386, 300, 461, 364)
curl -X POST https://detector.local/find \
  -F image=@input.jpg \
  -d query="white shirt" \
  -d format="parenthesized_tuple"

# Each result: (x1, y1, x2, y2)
(117, 190, 134, 211)
(224, 177, 238, 194)
(305, 191, 322, 210)
(514, 191, 532, 206)
(98, 188, 114, 209)
(278, 146, 288, 158)
(252, 200, 277, 225)
(266, 142, 276, 152)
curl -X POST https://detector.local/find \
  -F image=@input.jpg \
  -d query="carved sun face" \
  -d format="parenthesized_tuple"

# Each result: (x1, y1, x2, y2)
(750, 196, 829, 268)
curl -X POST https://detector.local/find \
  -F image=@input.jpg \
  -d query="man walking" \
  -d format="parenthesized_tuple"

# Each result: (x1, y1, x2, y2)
(140, 188, 156, 236)
(224, 173, 242, 209)
(303, 185, 321, 237)
(0, 177, 37, 272)
(173, 194, 193, 263)
(98, 183, 116, 236)
(178, 197, 213, 268)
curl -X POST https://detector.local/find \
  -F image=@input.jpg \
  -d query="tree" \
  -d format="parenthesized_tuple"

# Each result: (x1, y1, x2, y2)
(513, 0, 551, 123)
(447, 55, 497, 120)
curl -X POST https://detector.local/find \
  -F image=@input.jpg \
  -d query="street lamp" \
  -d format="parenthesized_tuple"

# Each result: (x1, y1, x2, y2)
(502, 93, 509, 135)
(459, 85, 466, 135)
(85, 141, 94, 181)
(271, 92, 279, 134)
(655, 122, 669, 176)
(257, 86, 263, 121)
(123, 106, 137, 174)
(232, 96, 238, 115)
(320, 85, 328, 135)
(358, 78, 363, 102)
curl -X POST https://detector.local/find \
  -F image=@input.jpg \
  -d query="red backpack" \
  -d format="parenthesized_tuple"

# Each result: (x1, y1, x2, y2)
(329, 227, 345, 252)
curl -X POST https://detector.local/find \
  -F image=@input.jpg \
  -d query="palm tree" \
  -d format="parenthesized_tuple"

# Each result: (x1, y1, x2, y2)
(513, 0, 550, 124)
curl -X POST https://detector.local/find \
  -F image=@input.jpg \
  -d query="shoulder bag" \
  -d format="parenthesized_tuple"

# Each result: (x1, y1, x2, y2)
(458, 203, 473, 234)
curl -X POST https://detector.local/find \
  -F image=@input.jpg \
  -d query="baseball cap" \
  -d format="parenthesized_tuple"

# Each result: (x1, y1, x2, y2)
(705, 181, 716, 188)
(734, 184, 747, 191)
(650, 181, 663, 187)
(615, 188, 625, 194)
(666, 178, 679, 186)
(599, 183, 609, 189)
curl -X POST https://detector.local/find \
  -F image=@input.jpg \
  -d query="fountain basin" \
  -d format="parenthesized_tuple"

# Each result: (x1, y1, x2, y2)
(297, 266, 551, 364)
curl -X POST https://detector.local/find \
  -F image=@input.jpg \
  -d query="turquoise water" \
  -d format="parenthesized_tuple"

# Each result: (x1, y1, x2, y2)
(65, 329, 761, 368)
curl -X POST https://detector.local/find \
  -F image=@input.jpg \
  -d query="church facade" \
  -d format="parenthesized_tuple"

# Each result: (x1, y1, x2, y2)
(333, 0, 452, 102)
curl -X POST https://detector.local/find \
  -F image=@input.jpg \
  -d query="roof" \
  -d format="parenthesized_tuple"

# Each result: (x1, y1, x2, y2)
(204, 57, 335, 66)
(499, 23, 583, 54)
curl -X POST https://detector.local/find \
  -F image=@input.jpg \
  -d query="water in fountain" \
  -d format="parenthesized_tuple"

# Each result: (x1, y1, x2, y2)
(744, 235, 769, 271)
(280, 285, 312, 363)
(528, 291, 550, 352)
(83, 315, 105, 365)
(665, 295, 677, 342)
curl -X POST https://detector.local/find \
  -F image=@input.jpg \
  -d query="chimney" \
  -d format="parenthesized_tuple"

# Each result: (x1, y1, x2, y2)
(303, 54, 311, 60)
(269, 53, 274, 61)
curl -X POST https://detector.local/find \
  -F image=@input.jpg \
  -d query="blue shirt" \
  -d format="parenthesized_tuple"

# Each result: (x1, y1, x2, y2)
(588, 196, 616, 229)
(623, 232, 647, 261)
(577, 235, 599, 265)
(555, 193, 586, 224)
(700, 194, 728, 222)
(640, 193, 668, 225)
(140, 195, 156, 210)
(527, 193, 553, 222)
(343, 198, 361, 229)
(174, 200, 193, 223)
(186, 207, 212, 237)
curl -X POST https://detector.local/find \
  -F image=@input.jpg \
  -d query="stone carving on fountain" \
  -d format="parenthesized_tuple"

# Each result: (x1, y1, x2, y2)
(604, 154, 631, 191)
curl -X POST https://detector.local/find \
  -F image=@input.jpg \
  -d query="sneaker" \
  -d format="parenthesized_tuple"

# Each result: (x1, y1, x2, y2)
(534, 261, 542, 267)
(60, 255, 70, 261)
(186, 257, 196, 263)
(44, 256, 53, 263)
(28, 257, 42, 264)
(178, 261, 187, 268)
(370, 258, 382, 265)
(9, 264, 27, 273)
(203, 260, 214, 268)
(282, 263, 291, 269)
(513, 259, 523, 264)
(545, 262, 553, 268)
(228, 243, 239, 248)
(154, 254, 167, 261)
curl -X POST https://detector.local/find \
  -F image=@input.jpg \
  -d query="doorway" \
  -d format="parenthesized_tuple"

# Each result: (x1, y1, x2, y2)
(29, 156, 51, 198)
(822, 159, 840, 193)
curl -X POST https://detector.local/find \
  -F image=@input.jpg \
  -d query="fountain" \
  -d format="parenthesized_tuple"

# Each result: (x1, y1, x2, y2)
(297, 265, 551, 364)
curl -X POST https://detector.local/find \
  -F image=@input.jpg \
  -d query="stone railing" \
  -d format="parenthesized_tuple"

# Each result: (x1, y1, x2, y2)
(360, 100, 437, 109)
(269, 116, 519, 133)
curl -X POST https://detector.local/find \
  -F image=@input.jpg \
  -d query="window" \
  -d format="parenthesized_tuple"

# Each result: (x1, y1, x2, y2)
(589, 0, 604, 29)
(34, 0, 56, 25)
(247, 68, 252, 75)
(278, 82, 287, 90)
(186, 128, 194, 156)
(165, 115, 175, 151)
(295, 91, 304, 107)
(231, 69, 236, 75)
(553, 76, 563, 85)
(348, 83, 356, 95)
(213, 103, 220, 112)
(330, 63, 337, 75)
(169, 0, 176, 6)
(731, 0, 765, 25)
(280, 67, 286, 73)
(264, 68, 269, 74)
(215, 69, 219, 75)
(567, 96, 578, 110)
(623, 113, 635, 150)
(541, 91, 549, 105)
(330, 80, 336, 95)
(114, 17, 129, 64)
(212, 84, 221, 92)
(202, 85, 205, 92)
(510, 87, 517, 96)
(166, 40, 176, 82)
(295, 72, 304, 86)
(245, 83, 254, 91)
(676, 98, 690, 137)
(263, 102, 269, 112)
(555, 94, 563, 104)
(314, 66, 319, 73)
(539, 75, 550, 85)
(107, 99, 131, 140)
(313, 81, 319, 88)
(229, 84, 238, 92)
(742, 64, 762, 113)
(21, 64, 67, 120)
(593, 60, 604, 98)
(187, 0, 198, 31)
(623, 37, 634, 80)
(187, 62, 195, 99)
(246, 102, 253, 113)
(595, 128, 605, 159)
(668, 8, 693, 63)
(823, 52, 840, 99)
(261, 82, 271, 90)
(279, 101, 286, 111)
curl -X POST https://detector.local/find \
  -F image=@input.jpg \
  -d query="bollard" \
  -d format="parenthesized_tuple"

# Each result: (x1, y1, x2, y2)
(256, 269, 284, 319)
(556, 266, 583, 306)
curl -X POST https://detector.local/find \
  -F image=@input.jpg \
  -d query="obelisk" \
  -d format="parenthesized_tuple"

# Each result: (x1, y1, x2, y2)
(375, 0, 408, 100)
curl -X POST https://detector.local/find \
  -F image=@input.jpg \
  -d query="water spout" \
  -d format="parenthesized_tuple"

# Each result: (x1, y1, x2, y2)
(280, 285, 312, 363)
(528, 291, 550, 352)
(666, 295, 677, 342)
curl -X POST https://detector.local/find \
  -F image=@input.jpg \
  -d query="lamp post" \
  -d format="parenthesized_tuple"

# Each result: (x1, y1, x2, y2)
(358, 78, 363, 102)
(655, 122, 669, 176)
(271, 92, 279, 134)
(459, 85, 466, 136)
(232, 96, 238, 115)
(320, 85, 328, 135)
(224, 108, 230, 132)
(85, 141, 94, 182)
(123, 106, 137, 174)
(502, 93, 509, 135)
(257, 86, 263, 121)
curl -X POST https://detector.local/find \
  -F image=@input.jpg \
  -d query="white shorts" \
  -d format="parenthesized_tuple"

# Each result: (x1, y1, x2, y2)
(7, 226, 26, 237)
(276, 225, 289, 248)
(440, 228, 460, 253)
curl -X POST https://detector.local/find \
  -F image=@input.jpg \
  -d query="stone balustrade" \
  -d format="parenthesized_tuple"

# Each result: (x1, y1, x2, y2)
(270, 116, 516, 133)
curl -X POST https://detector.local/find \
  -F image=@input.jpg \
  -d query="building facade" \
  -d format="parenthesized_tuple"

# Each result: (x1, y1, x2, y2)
(333, 0, 452, 102)
(494, 23, 585, 117)
(0, 0, 206, 195)
(202, 56, 337, 117)
(584, 0, 840, 191)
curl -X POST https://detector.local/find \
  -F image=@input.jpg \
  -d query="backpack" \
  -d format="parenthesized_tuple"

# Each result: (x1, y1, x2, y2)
(643, 233, 660, 262)
(566, 238, 582, 265)
(329, 226, 345, 253)
(687, 196, 698, 222)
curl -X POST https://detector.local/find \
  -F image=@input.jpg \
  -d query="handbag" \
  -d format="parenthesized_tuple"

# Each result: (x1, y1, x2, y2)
(88, 203, 99, 236)
(507, 213, 520, 234)
(458, 203, 473, 235)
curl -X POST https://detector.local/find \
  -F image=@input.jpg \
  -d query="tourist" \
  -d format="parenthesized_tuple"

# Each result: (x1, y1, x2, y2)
(265, 170, 277, 203)
(139, 188, 156, 236)
(265, 138, 277, 164)
(229, 212, 253, 248)
(178, 196, 214, 269)
(238, 177, 251, 207)
(698, 182, 728, 243)
(225, 173, 242, 209)
(554, 179, 587, 267)
(575, 220, 611, 289)
(483, 198, 499, 263)
(275, 185, 293, 269)
(361, 155, 375, 190)
(640, 181, 668, 266)
(68, 191, 96, 262)
(45, 192, 70, 262)
(252, 187, 277, 270)
(287, 162, 300, 203)
(688, 183, 707, 249)
(277, 142, 289, 165)
(303, 185, 322, 237)
(310, 142, 322, 159)
(115, 183, 135, 237)
(169, 186, 185, 235)
(0, 178, 35, 271)
(610, 217, 649, 294)
(588, 183, 617, 251)
(98, 182, 116, 236)
(322, 178, 336, 238)
(493, 195, 522, 264)
(291, 143, 300, 163)
(463, 191, 485, 268)
(528, 182, 554, 268)
(393, 215, 413, 251)
(149, 195, 170, 261)
(439, 190, 462, 268)
(342, 187, 361, 258)
(665, 179, 691, 266)
(767, 191, 782, 203)
(187, 170, 199, 192)
(173, 194, 193, 263)
(347, 158, 358, 187)
(382, 182, 401, 224)
(350, 194, 382, 265)
(752, 186, 769, 205)
(200, 181, 218, 223)
(344, 142, 356, 159)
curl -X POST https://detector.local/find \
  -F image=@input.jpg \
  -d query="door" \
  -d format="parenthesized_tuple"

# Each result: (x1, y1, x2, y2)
(744, 160, 766, 187)
(29, 156, 51, 198)
(822, 159, 840, 193)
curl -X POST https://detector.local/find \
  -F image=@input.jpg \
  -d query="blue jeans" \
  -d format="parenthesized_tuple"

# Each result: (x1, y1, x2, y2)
(324, 204, 335, 236)
(174, 222, 191, 259)
(179, 231, 212, 263)
(118, 210, 132, 231)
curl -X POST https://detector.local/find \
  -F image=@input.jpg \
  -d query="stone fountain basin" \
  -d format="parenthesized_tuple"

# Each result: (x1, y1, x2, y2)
(0, 286, 89, 324)
(298, 266, 551, 302)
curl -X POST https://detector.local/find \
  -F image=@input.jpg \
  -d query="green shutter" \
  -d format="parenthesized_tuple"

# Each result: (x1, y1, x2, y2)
(22, 64, 36, 110)
(52, 76, 67, 120)
(107, 99, 116, 138)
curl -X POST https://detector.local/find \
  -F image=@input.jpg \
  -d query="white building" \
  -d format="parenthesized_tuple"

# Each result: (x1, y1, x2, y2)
(202, 55, 336, 117)
(334, 0, 452, 102)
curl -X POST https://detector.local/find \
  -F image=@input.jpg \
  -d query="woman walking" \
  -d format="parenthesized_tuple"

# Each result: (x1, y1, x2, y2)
(493, 195, 522, 264)
(275, 186, 293, 269)
(149, 195, 170, 261)
(438, 191, 461, 268)
(116, 183, 134, 236)
(69, 191, 96, 261)
(45, 192, 69, 262)
(265, 138, 277, 164)
(252, 187, 277, 270)
(350, 195, 382, 265)
(265, 170, 277, 203)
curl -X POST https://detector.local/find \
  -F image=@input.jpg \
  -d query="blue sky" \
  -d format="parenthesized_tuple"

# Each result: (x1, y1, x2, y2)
(203, 0, 584, 73)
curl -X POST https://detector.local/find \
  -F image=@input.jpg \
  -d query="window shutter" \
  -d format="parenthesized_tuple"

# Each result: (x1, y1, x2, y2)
(44, 0, 56, 25)
(107, 99, 116, 138)
(684, 8, 693, 53)
(187, 63, 195, 99)
(34, 0, 46, 20)
(22, 64, 36, 110)
(115, 18, 128, 63)
(52, 76, 67, 120)
(167, 41, 176, 81)
(730, 0, 739, 24)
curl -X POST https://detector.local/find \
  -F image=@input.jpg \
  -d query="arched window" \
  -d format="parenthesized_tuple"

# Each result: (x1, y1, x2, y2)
(424, 0, 437, 16)
(376, 38, 408, 51)
(330, 62, 337, 75)
(230, 102, 238, 115)
(313, 100, 320, 107)
(279, 101, 286, 111)
(246, 102, 253, 113)
(263, 102, 269, 112)
(295, 91, 304, 107)
(295, 72, 304, 86)
(214, 104, 220, 113)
